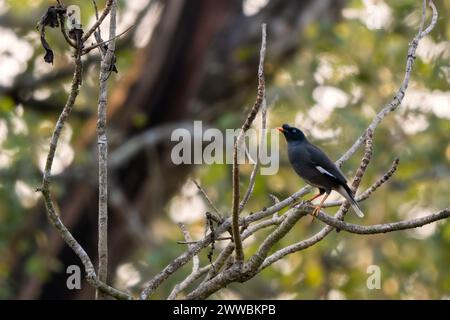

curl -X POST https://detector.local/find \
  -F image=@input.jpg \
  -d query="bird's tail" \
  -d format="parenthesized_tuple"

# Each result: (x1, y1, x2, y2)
(337, 185, 364, 218)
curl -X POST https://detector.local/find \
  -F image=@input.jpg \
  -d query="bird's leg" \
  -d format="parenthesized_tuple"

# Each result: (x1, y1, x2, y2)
(312, 192, 330, 217)
(308, 193, 322, 202)
(291, 188, 325, 209)
(308, 188, 325, 203)
(305, 189, 326, 215)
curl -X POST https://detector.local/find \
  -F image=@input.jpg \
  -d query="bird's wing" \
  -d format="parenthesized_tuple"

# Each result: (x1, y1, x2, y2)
(305, 143, 348, 186)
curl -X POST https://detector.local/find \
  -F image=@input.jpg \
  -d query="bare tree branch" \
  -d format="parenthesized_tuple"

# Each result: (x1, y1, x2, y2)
(187, 201, 449, 300)
(261, 206, 449, 271)
(174, 217, 285, 299)
(231, 23, 267, 264)
(92, 0, 106, 56)
(200, 212, 285, 286)
(36, 56, 130, 301)
(336, 0, 437, 166)
(316, 207, 450, 235)
(36, 0, 131, 300)
(82, 0, 113, 43)
(239, 82, 268, 213)
(192, 180, 223, 223)
(96, 0, 117, 300)
(167, 223, 200, 300)
(324, 157, 400, 208)
(139, 219, 233, 300)
(57, 4, 77, 49)
(82, 24, 134, 55)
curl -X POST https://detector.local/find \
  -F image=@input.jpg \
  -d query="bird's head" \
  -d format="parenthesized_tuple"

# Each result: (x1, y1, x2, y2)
(277, 124, 306, 142)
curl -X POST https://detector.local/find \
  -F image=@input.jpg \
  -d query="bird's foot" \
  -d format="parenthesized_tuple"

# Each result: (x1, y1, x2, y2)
(309, 206, 322, 224)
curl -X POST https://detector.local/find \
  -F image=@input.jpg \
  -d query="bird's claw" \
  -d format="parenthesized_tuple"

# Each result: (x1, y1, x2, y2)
(309, 206, 321, 224)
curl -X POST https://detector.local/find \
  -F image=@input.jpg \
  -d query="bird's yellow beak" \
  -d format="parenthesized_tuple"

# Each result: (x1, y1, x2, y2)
(277, 127, 284, 133)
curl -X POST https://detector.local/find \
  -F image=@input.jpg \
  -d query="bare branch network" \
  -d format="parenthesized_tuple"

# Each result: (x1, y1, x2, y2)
(36, 0, 447, 300)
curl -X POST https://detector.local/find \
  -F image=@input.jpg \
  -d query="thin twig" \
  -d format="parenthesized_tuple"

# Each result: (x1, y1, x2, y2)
(316, 207, 450, 235)
(245, 205, 309, 272)
(179, 223, 200, 272)
(336, 0, 437, 167)
(82, 0, 113, 42)
(231, 23, 267, 264)
(139, 219, 233, 300)
(58, 7, 77, 48)
(92, 0, 106, 56)
(324, 157, 400, 208)
(167, 223, 200, 300)
(339, 129, 374, 217)
(177, 237, 231, 245)
(82, 24, 135, 55)
(356, 157, 400, 202)
(202, 213, 285, 285)
(96, 0, 117, 300)
(239, 84, 267, 213)
(192, 180, 223, 222)
(268, 194, 281, 218)
(206, 212, 216, 271)
(93, 0, 100, 20)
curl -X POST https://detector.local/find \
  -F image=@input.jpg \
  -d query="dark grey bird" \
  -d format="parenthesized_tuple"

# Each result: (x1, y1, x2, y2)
(278, 124, 364, 218)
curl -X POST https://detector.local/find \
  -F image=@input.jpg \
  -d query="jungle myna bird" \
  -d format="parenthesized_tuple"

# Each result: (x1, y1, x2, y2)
(278, 124, 364, 218)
